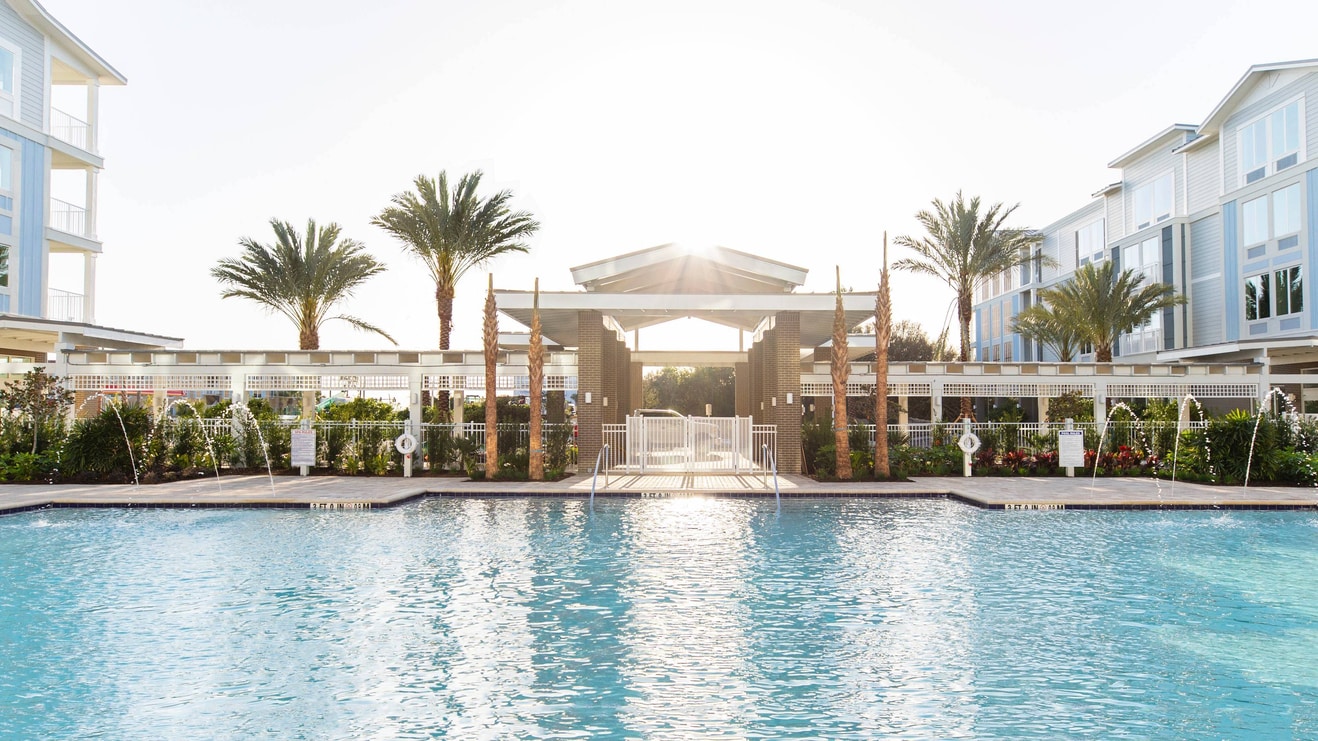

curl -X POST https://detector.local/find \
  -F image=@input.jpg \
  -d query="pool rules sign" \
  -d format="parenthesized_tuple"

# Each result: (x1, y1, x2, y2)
(1058, 429, 1085, 469)
(291, 427, 316, 471)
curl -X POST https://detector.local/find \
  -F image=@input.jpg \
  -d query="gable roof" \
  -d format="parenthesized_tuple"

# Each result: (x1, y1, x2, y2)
(1198, 58, 1318, 135)
(570, 243, 808, 294)
(6, 0, 126, 84)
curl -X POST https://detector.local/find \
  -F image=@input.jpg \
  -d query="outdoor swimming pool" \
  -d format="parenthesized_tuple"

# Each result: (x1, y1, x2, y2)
(1, 498, 1315, 739)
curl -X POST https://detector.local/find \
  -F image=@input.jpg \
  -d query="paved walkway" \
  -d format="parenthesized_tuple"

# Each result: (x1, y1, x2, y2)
(1, 472, 1315, 514)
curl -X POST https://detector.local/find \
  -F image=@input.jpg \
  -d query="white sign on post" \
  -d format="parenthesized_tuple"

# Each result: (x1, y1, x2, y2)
(1057, 430, 1085, 468)
(291, 429, 317, 468)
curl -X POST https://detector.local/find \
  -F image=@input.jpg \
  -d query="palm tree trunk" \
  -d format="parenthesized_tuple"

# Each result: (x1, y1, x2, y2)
(483, 275, 498, 477)
(528, 279, 544, 481)
(1096, 344, 1113, 362)
(874, 234, 891, 478)
(299, 326, 318, 351)
(958, 290, 974, 421)
(436, 284, 455, 421)
(831, 267, 852, 480)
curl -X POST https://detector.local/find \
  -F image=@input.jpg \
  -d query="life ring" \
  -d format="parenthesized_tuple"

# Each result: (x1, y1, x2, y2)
(395, 432, 418, 456)
(957, 432, 981, 454)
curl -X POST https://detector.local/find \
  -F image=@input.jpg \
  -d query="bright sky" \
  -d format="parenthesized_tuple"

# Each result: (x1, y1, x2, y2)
(39, 0, 1318, 352)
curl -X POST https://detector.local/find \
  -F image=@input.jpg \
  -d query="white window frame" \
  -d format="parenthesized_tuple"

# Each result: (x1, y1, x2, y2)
(0, 38, 19, 121)
(1133, 172, 1173, 231)
(1236, 96, 1305, 187)
(1242, 194, 1269, 246)
(1245, 273, 1272, 322)
(1273, 183, 1302, 238)
(1274, 265, 1303, 318)
(1075, 219, 1105, 265)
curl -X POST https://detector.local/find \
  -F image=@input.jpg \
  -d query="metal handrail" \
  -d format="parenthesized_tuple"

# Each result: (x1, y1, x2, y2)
(589, 443, 610, 508)
(762, 443, 780, 512)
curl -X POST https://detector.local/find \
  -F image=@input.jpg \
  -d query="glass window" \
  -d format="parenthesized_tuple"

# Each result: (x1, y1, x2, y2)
(0, 244, 7, 287)
(1276, 266, 1302, 317)
(1076, 220, 1104, 264)
(0, 147, 10, 192)
(1245, 274, 1272, 321)
(1240, 99, 1304, 184)
(1274, 184, 1301, 236)
(1272, 102, 1300, 162)
(0, 45, 13, 118)
(1243, 196, 1268, 245)
(1134, 174, 1172, 230)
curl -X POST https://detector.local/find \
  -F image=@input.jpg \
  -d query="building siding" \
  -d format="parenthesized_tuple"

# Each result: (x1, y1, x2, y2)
(1309, 168, 1318, 330)
(1221, 72, 1318, 194)
(1222, 201, 1239, 341)
(1105, 191, 1125, 243)
(0, 127, 45, 317)
(1186, 145, 1218, 213)
(0, 3, 46, 130)
(1122, 138, 1183, 232)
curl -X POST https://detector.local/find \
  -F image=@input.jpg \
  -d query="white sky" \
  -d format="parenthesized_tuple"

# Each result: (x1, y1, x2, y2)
(38, 0, 1318, 352)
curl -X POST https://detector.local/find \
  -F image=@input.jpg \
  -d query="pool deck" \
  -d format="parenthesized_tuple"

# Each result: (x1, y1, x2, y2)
(0, 472, 1315, 514)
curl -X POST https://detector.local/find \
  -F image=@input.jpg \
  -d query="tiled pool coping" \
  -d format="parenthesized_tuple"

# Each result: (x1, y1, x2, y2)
(1, 474, 1316, 515)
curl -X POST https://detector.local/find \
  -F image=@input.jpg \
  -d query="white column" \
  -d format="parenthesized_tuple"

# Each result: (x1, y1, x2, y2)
(86, 80, 99, 154)
(85, 167, 98, 240)
(82, 253, 96, 324)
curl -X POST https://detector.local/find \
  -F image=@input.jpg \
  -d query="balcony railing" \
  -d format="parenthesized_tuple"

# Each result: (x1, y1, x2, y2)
(1119, 328, 1161, 357)
(47, 288, 85, 323)
(50, 198, 87, 237)
(50, 107, 90, 151)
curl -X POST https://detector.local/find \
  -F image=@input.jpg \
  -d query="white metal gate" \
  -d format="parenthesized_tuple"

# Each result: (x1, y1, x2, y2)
(623, 415, 755, 473)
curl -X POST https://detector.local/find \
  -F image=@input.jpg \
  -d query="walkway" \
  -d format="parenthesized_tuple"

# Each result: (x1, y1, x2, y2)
(1, 473, 1315, 514)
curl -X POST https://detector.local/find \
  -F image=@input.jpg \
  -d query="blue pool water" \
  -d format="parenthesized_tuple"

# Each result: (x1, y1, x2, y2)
(1, 498, 1316, 739)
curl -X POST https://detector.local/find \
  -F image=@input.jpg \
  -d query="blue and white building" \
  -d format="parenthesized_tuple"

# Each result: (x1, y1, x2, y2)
(0, 0, 178, 358)
(976, 59, 1318, 393)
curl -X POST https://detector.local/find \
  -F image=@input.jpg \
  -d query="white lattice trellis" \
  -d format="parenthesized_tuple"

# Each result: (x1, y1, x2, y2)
(69, 375, 232, 391)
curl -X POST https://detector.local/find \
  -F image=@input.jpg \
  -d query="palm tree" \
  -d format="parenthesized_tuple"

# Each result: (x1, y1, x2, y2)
(830, 266, 852, 480)
(211, 219, 395, 350)
(371, 171, 540, 350)
(1042, 261, 1185, 362)
(483, 274, 499, 475)
(894, 192, 1041, 419)
(528, 278, 544, 481)
(1012, 302, 1082, 362)
(874, 234, 891, 479)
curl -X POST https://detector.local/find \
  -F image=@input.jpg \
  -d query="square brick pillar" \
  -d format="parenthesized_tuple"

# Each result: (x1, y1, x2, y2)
(734, 362, 750, 417)
(631, 362, 645, 413)
(772, 311, 802, 474)
(577, 310, 605, 470)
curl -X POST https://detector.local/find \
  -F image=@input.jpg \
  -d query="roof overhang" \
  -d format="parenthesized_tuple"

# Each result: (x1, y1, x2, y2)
(570, 243, 808, 294)
(1107, 124, 1198, 169)
(496, 290, 874, 348)
(0, 314, 182, 354)
(7, 0, 126, 85)
(1199, 59, 1318, 135)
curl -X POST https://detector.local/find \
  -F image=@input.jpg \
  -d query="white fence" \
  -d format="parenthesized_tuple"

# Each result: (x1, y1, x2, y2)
(603, 416, 776, 473)
(863, 420, 1212, 454)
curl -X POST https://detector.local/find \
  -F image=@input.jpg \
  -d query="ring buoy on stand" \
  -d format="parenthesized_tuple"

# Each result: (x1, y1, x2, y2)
(395, 432, 418, 456)
(957, 432, 981, 455)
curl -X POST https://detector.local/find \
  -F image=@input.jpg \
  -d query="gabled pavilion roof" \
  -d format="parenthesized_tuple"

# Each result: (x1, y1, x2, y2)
(499, 243, 873, 349)
(570, 243, 807, 294)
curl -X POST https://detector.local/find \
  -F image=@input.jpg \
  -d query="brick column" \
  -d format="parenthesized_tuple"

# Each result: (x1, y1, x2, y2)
(631, 361, 645, 413)
(773, 311, 802, 474)
(734, 361, 750, 417)
(577, 310, 604, 470)
(602, 330, 618, 424)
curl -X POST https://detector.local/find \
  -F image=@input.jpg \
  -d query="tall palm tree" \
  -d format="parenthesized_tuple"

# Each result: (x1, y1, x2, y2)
(874, 234, 891, 479)
(372, 171, 540, 350)
(1042, 261, 1184, 362)
(211, 219, 395, 350)
(830, 266, 852, 480)
(1012, 302, 1082, 362)
(483, 274, 499, 475)
(894, 192, 1041, 419)
(528, 278, 544, 481)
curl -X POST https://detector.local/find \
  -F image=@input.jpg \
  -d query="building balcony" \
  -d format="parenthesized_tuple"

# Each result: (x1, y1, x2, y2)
(1119, 328, 1161, 357)
(50, 107, 90, 151)
(47, 288, 85, 323)
(47, 197, 100, 252)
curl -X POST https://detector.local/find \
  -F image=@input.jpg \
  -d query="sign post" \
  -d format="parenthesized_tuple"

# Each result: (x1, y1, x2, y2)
(1057, 418, 1084, 477)
(291, 420, 316, 477)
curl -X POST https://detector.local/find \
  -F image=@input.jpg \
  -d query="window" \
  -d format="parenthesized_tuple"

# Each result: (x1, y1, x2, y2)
(1275, 266, 1303, 317)
(1245, 274, 1271, 321)
(0, 41, 16, 119)
(1076, 220, 1105, 265)
(1239, 99, 1303, 185)
(1133, 174, 1172, 230)
(1274, 183, 1301, 236)
(1243, 195, 1269, 246)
